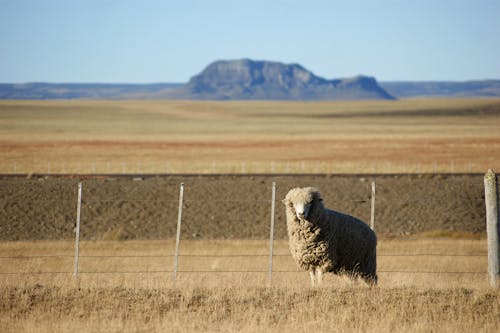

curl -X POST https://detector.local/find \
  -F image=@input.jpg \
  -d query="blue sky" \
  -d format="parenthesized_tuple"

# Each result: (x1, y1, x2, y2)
(1, 0, 499, 83)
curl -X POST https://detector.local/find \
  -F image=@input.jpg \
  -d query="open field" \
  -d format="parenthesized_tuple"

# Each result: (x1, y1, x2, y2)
(1, 98, 500, 173)
(1, 239, 498, 332)
(1, 99, 499, 331)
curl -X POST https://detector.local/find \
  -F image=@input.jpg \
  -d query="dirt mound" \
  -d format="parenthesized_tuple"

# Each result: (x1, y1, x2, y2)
(0, 174, 486, 241)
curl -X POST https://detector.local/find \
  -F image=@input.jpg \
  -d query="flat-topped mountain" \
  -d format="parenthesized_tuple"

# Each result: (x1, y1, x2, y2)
(5, 59, 499, 100)
(164, 59, 395, 100)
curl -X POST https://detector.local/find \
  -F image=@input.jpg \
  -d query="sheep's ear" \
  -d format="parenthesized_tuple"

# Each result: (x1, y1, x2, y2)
(281, 198, 288, 205)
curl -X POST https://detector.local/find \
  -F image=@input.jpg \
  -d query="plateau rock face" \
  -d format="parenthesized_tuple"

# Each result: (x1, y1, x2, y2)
(0, 59, 397, 100)
(166, 59, 395, 100)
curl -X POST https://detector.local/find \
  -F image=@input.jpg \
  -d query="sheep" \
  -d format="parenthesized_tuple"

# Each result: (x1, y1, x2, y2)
(283, 187, 377, 287)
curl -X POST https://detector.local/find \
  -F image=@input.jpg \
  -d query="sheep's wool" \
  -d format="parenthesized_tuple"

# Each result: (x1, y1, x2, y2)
(283, 187, 377, 286)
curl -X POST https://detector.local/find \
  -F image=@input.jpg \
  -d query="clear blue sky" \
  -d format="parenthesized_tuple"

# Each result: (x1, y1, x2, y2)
(1, 0, 499, 83)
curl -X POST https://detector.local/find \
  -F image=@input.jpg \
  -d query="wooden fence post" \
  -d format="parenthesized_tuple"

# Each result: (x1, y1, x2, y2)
(73, 182, 82, 281)
(172, 183, 185, 287)
(484, 169, 499, 288)
(370, 181, 376, 231)
(268, 182, 276, 287)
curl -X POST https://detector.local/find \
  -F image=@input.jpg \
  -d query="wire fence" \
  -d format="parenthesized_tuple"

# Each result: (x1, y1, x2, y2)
(0, 175, 487, 239)
(0, 175, 494, 285)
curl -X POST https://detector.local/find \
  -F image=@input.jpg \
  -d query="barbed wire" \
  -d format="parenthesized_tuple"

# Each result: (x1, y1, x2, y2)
(3, 195, 485, 204)
(0, 269, 487, 275)
(0, 175, 491, 280)
(0, 253, 487, 260)
(0, 198, 372, 205)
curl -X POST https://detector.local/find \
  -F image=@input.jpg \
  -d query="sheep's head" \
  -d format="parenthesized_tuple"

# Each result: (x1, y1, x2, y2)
(282, 187, 323, 220)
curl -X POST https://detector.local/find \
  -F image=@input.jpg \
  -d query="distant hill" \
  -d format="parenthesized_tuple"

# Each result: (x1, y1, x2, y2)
(0, 59, 394, 100)
(380, 80, 500, 98)
(2, 59, 500, 100)
(162, 59, 395, 100)
(0, 82, 182, 100)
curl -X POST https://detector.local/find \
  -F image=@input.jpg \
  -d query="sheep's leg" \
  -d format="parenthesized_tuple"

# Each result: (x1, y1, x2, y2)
(315, 267, 323, 286)
(309, 271, 315, 287)
(309, 267, 323, 287)
(363, 273, 378, 287)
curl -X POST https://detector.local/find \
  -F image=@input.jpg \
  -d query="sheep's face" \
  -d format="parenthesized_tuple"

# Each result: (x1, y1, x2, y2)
(293, 201, 312, 220)
(283, 187, 322, 221)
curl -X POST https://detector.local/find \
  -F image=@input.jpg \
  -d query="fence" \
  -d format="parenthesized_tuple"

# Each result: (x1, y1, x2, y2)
(485, 169, 500, 287)
(0, 172, 497, 288)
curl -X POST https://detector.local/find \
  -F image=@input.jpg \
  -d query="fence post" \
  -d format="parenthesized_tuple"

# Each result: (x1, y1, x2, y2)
(268, 182, 276, 287)
(172, 183, 185, 287)
(73, 182, 82, 281)
(370, 181, 376, 231)
(484, 169, 499, 288)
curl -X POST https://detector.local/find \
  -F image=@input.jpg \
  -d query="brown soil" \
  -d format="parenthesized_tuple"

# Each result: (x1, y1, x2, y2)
(0, 174, 487, 241)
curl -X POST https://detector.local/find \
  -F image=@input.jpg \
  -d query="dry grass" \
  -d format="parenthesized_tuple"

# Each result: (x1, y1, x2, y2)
(1, 239, 498, 332)
(2, 285, 499, 332)
(1, 99, 500, 173)
(0, 238, 489, 289)
(2, 99, 499, 331)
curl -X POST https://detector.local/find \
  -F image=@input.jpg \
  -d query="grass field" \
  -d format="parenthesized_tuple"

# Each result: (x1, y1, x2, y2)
(1, 98, 500, 173)
(0, 238, 490, 289)
(0, 239, 498, 332)
(1, 98, 500, 331)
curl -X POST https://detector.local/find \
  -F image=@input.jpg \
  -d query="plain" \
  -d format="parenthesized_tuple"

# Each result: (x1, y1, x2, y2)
(1, 98, 500, 173)
(1, 98, 500, 332)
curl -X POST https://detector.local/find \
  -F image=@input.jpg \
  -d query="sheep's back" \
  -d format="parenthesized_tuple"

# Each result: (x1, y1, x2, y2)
(324, 209, 376, 268)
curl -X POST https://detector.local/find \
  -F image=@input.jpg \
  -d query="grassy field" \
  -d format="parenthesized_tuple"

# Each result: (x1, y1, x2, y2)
(0, 238, 490, 289)
(1, 98, 500, 173)
(0, 239, 498, 332)
(2, 99, 499, 331)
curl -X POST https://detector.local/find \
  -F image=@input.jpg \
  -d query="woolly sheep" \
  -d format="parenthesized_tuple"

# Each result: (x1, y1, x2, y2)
(283, 187, 377, 287)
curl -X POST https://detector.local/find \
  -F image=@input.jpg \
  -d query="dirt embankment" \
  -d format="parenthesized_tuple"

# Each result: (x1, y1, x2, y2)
(0, 174, 487, 241)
